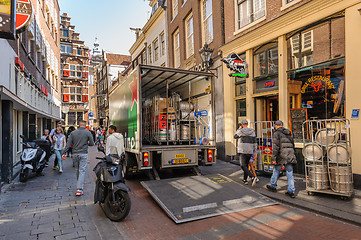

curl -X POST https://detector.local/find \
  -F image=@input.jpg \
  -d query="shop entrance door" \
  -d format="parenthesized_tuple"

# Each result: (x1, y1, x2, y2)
(266, 96, 279, 121)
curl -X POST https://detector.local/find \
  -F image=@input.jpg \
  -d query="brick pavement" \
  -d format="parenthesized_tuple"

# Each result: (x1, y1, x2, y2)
(0, 147, 124, 240)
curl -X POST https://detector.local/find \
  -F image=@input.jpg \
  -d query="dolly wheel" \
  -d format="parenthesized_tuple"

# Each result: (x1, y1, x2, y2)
(340, 196, 348, 200)
(307, 191, 314, 196)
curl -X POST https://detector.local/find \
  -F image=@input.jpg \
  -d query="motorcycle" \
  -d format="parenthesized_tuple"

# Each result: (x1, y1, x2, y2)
(93, 145, 131, 221)
(19, 135, 48, 182)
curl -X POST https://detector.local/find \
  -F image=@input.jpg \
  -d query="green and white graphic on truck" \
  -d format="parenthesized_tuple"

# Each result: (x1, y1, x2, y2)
(110, 71, 138, 150)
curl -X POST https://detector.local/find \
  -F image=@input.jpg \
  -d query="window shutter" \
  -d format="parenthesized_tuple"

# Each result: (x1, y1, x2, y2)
(63, 70, 70, 77)
(82, 95, 88, 102)
(302, 30, 313, 52)
(82, 72, 88, 78)
(63, 94, 69, 102)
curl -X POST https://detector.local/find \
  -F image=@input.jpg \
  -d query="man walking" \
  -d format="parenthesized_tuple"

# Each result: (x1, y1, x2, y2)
(234, 119, 258, 187)
(105, 125, 124, 158)
(63, 120, 94, 196)
(266, 120, 297, 198)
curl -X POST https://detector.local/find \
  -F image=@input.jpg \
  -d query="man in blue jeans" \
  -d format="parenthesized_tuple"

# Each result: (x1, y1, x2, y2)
(63, 120, 94, 196)
(266, 120, 297, 198)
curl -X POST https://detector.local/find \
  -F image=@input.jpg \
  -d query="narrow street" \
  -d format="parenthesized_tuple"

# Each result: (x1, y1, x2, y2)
(1, 146, 361, 240)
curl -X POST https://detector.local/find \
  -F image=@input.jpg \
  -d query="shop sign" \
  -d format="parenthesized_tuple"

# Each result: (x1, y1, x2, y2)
(0, 0, 16, 39)
(300, 75, 335, 94)
(193, 61, 211, 72)
(221, 52, 248, 78)
(264, 80, 275, 88)
(351, 109, 360, 120)
(16, 0, 33, 31)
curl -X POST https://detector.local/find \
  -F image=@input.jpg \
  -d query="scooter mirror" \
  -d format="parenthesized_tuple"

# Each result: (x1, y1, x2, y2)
(20, 134, 25, 139)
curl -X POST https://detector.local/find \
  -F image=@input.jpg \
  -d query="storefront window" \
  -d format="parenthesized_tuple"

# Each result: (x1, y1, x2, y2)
(254, 42, 278, 78)
(235, 79, 246, 97)
(288, 58, 345, 121)
(236, 99, 247, 127)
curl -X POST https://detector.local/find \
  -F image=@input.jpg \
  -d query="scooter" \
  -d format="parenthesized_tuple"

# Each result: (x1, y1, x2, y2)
(93, 145, 131, 221)
(19, 135, 48, 182)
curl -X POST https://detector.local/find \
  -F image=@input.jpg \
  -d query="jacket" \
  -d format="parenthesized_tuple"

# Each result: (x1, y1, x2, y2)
(272, 127, 297, 165)
(105, 133, 124, 158)
(64, 127, 94, 154)
(234, 127, 257, 154)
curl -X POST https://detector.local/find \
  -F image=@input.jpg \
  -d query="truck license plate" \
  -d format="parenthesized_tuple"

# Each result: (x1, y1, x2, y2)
(171, 158, 189, 164)
(175, 154, 185, 158)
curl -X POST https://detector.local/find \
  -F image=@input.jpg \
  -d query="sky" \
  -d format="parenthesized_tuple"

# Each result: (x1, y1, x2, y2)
(59, 0, 151, 55)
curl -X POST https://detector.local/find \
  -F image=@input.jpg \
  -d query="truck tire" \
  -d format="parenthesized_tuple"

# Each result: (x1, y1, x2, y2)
(122, 153, 137, 179)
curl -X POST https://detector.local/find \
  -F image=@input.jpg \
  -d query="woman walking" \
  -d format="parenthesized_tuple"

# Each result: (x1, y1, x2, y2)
(41, 129, 53, 167)
(53, 127, 66, 173)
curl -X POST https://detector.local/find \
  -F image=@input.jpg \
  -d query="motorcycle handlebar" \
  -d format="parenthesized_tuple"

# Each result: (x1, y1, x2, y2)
(96, 157, 104, 160)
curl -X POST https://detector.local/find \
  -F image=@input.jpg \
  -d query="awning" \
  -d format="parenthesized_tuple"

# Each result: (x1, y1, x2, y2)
(0, 86, 62, 121)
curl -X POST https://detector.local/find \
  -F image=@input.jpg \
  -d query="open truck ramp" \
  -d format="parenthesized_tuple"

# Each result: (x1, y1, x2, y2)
(141, 174, 277, 223)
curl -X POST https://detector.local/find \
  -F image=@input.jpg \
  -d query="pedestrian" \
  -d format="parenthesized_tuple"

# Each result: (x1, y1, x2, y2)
(66, 126, 75, 158)
(90, 128, 96, 143)
(266, 120, 297, 198)
(105, 125, 124, 158)
(41, 129, 53, 167)
(53, 128, 66, 173)
(50, 121, 63, 169)
(96, 128, 102, 144)
(234, 119, 258, 187)
(63, 120, 94, 196)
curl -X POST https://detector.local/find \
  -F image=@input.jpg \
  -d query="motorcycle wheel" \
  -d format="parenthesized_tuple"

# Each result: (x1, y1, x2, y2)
(103, 190, 131, 222)
(19, 168, 29, 182)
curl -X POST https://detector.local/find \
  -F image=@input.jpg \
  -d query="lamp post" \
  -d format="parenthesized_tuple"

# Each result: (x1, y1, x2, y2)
(199, 43, 214, 72)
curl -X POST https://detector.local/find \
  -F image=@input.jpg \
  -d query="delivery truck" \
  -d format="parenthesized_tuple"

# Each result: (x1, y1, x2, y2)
(109, 65, 216, 178)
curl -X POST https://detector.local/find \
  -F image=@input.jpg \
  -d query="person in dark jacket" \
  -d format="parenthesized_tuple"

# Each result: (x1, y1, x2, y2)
(234, 119, 258, 187)
(266, 120, 297, 198)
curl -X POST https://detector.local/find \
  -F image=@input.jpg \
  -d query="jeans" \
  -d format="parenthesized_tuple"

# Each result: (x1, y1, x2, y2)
(270, 163, 295, 194)
(54, 150, 63, 169)
(240, 153, 254, 181)
(73, 154, 88, 190)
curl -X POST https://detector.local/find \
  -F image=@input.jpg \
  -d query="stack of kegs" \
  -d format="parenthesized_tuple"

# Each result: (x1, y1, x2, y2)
(179, 102, 194, 120)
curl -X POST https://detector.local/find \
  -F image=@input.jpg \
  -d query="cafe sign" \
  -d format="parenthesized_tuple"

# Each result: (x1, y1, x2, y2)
(301, 75, 335, 94)
(221, 52, 248, 78)
(0, 0, 16, 39)
(16, 0, 32, 31)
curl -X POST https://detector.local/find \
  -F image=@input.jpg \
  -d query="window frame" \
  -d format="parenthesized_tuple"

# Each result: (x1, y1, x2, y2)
(185, 13, 194, 59)
(173, 29, 180, 68)
(201, 0, 213, 44)
(172, 0, 179, 19)
(153, 38, 159, 62)
(234, 0, 266, 33)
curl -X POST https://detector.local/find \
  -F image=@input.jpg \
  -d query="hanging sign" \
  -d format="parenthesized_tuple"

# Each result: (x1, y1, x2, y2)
(16, 0, 33, 31)
(351, 109, 360, 120)
(221, 52, 248, 78)
(0, 0, 16, 39)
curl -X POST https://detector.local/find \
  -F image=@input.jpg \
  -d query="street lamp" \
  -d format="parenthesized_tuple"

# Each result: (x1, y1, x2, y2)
(199, 43, 214, 72)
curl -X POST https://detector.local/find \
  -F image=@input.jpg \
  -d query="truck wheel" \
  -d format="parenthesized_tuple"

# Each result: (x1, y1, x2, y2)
(122, 154, 137, 179)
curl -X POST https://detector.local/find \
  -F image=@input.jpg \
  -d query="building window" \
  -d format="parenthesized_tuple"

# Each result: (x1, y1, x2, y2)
(142, 50, 147, 64)
(60, 44, 72, 53)
(185, 14, 194, 59)
(68, 112, 76, 125)
(153, 38, 159, 62)
(172, 0, 178, 19)
(160, 32, 165, 56)
(151, 2, 158, 16)
(173, 29, 180, 68)
(237, 0, 265, 30)
(77, 49, 82, 55)
(62, 29, 69, 38)
(202, 0, 213, 44)
(148, 45, 152, 64)
(69, 64, 83, 78)
(235, 79, 247, 97)
(254, 42, 278, 77)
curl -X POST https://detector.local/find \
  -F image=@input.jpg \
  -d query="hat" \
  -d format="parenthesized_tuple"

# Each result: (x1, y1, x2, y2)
(241, 119, 248, 125)
(274, 120, 283, 126)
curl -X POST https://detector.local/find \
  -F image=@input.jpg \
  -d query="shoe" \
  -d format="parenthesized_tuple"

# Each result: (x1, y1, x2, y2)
(255, 177, 259, 183)
(59, 167, 63, 173)
(251, 177, 257, 187)
(242, 180, 248, 185)
(76, 189, 83, 196)
(266, 185, 277, 192)
(285, 191, 295, 198)
(53, 165, 59, 170)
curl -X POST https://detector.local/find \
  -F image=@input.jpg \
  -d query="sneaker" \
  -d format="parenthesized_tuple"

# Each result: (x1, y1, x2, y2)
(285, 191, 295, 198)
(59, 167, 63, 173)
(45, 163, 49, 167)
(266, 185, 277, 192)
(255, 177, 259, 183)
(53, 165, 59, 170)
(242, 180, 248, 185)
(76, 189, 83, 196)
(251, 177, 257, 187)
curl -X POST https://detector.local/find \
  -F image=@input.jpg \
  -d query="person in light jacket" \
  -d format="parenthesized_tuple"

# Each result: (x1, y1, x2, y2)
(234, 119, 258, 187)
(266, 120, 297, 198)
(105, 125, 124, 158)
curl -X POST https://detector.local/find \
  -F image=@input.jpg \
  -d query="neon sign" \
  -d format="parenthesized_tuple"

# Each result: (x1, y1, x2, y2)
(264, 80, 275, 88)
(301, 76, 335, 94)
